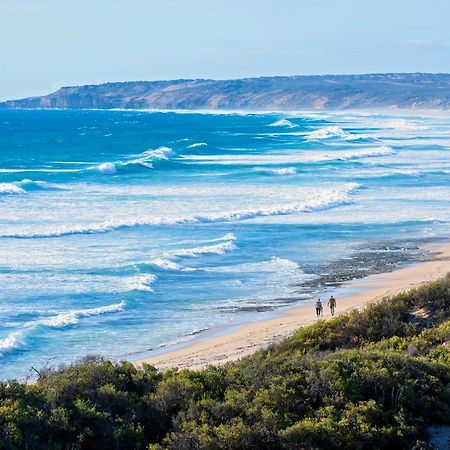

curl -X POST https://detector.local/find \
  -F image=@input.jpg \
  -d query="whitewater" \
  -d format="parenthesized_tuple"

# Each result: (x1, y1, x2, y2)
(0, 109, 449, 379)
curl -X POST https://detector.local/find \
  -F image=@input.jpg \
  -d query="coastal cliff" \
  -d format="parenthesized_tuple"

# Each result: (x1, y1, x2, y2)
(2, 73, 450, 110)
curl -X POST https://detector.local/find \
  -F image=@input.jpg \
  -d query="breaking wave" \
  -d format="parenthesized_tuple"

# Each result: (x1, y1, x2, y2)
(305, 126, 376, 143)
(269, 119, 298, 128)
(306, 126, 350, 140)
(41, 301, 126, 327)
(259, 167, 297, 176)
(187, 142, 207, 148)
(90, 147, 177, 174)
(0, 332, 24, 355)
(148, 234, 238, 272)
(0, 183, 26, 195)
(355, 169, 428, 179)
(1, 184, 360, 239)
(124, 274, 157, 292)
(209, 256, 300, 273)
(384, 119, 427, 131)
(0, 179, 61, 196)
(167, 235, 237, 259)
(184, 146, 393, 165)
(333, 146, 394, 160)
(0, 301, 126, 356)
(148, 258, 186, 271)
(96, 162, 118, 174)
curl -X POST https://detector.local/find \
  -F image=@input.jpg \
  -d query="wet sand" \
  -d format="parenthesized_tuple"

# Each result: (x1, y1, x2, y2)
(133, 242, 450, 371)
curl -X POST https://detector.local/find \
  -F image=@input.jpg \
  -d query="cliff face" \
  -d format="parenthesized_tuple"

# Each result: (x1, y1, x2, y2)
(3, 73, 450, 110)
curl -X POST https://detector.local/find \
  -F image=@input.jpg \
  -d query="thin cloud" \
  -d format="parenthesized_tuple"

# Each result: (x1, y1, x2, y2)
(0, 2, 51, 13)
(404, 39, 450, 48)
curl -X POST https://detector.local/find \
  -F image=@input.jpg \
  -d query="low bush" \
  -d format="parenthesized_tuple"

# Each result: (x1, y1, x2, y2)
(1, 276, 450, 449)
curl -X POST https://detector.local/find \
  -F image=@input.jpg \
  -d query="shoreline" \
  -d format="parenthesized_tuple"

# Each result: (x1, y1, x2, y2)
(5, 107, 450, 117)
(132, 241, 450, 370)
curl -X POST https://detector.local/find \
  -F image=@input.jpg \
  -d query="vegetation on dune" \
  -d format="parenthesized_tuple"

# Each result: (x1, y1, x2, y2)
(1, 276, 450, 449)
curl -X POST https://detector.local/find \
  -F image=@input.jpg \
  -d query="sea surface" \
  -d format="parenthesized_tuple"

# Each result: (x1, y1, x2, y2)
(1, 109, 450, 380)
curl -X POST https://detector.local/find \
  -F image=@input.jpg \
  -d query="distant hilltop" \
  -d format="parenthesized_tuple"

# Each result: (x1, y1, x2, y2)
(2, 73, 450, 111)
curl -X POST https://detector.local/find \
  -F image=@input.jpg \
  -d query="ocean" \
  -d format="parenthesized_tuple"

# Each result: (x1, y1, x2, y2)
(0, 109, 449, 380)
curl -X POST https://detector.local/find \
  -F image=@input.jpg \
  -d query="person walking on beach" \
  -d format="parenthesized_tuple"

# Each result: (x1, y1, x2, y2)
(328, 295, 336, 316)
(315, 298, 323, 317)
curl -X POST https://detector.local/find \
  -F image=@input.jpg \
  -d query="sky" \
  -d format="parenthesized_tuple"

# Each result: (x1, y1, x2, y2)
(1, 0, 450, 101)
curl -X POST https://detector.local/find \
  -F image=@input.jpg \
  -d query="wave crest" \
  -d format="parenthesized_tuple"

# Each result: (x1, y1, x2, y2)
(334, 146, 394, 161)
(269, 119, 298, 128)
(2, 185, 360, 239)
(0, 332, 25, 355)
(0, 179, 61, 196)
(167, 235, 237, 258)
(148, 258, 186, 271)
(91, 147, 176, 174)
(41, 301, 126, 327)
(187, 142, 207, 148)
(0, 301, 126, 357)
(96, 162, 118, 174)
(147, 234, 237, 272)
(125, 274, 157, 292)
(306, 126, 350, 140)
(385, 119, 427, 131)
(0, 183, 26, 195)
(259, 167, 297, 176)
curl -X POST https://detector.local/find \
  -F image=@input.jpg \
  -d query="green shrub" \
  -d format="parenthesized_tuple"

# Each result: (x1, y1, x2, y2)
(0, 276, 449, 449)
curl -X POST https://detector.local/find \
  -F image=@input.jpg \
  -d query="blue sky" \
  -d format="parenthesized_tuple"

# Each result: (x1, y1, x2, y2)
(1, 0, 450, 101)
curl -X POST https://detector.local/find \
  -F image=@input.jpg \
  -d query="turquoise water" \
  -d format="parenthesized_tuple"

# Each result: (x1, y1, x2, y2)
(0, 109, 449, 380)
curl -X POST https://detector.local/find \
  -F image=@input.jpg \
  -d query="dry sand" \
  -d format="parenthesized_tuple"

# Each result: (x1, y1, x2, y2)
(133, 242, 450, 371)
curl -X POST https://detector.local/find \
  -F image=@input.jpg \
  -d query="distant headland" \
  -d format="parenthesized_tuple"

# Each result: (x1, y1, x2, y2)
(2, 73, 450, 111)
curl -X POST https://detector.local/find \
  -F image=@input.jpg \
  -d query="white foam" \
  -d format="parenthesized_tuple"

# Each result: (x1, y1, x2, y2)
(356, 169, 423, 179)
(0, 301, 126, 356)
(134, 146, 175, 164)
(264, 256, 300, 271)
(187, 142, 207, 148)
(180, 185, 360, 223)
(206, 256, 311, 306)
(384, 119, 427, 131)
(149, 258, 185, 271)
(148, 234, 237, 271)
(208, 232, 237, 242)
(0, 179, 63, 195)
(0, 332, 24, 355)
(1, 185, 360, 238)
(306, 126, 350, 140)
(16, 179, 53, 189)
(0, 183, 26, 195)
(183, 146, 394, 165)
(167, 235, 237, 259)
(91, 147, 176, 173)
(269, 119, 298, 128)
(260, 167, 297, 176)
(334, 146, 395, 160)
(212, 256, 300, 273)
(41, 301, 126, 327)
(96, 162, 117, 174)
(125, 274, 156, 292)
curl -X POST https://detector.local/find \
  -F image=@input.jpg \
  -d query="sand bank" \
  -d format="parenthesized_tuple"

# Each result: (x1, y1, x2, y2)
(133, 242, 450, 371)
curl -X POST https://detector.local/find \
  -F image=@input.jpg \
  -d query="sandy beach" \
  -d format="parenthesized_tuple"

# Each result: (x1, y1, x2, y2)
(133, 242, 450, 371)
